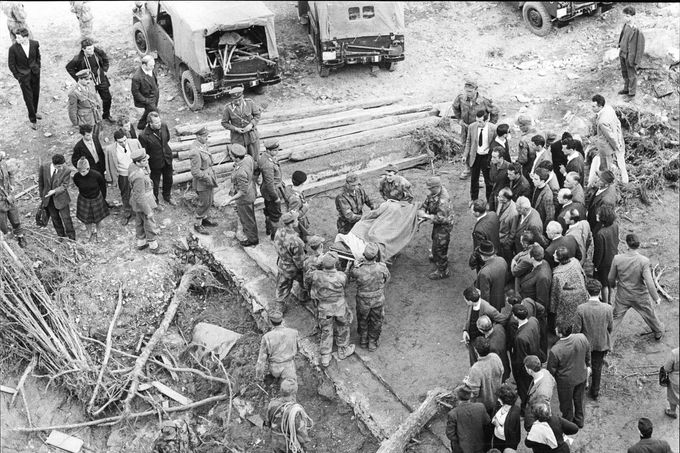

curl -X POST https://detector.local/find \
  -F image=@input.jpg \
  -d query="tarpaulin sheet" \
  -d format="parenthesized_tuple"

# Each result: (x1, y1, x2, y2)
(335, 200, 418, 261)
(309, 1, 405, 41)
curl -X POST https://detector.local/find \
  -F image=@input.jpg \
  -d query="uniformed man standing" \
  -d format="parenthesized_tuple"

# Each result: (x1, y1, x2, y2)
(335, 173, 374, 235)
(302, 235, 325, 308)
(128, 148, 166, 254)
(379, 164, 414, 203)
(224, 144, 258, 247)
(220, 86, 261, 162)
(266, 379, 312, 453)
(258, 139, 285, 240)
(69, 1, 93, 41)
(68, 69, 102, 130)
(349, 242, 390, 352)
(309, 253, 355, 367)
(274, 212, 306, 313)
(256, 310, 299, 386)
(283, 170, 311, 242)
(516, 114, 541, 179)
(0, 151, 26, 248)
(189, 127, 218, 235)
(417, 176, 453, 280)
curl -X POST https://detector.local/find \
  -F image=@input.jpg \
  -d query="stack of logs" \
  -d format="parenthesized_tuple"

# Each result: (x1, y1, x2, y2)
(170, 97, 442, 185)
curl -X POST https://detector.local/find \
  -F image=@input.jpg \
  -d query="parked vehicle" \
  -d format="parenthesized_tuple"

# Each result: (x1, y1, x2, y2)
(510, 2, 613, 36)
(298, 1, 405, 77)
(132, 1, 281, 110)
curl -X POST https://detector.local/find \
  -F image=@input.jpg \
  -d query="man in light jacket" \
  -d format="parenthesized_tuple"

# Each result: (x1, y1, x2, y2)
(591, 94, 628, 183)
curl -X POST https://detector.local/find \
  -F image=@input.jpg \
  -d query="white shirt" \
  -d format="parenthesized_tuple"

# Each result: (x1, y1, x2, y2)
(20, 41, 30, 58)
(492, 404, 511, 440)
(477, 123, 490, 155)
(530, 149, 545, 175)
(116, 143, 133, 176)
(517, 318, 528, 329)
(50, 163, 56, 178)
(567, 153, 579, 163)
(142, 66, 154, 77)
(475, 212, 487, 223)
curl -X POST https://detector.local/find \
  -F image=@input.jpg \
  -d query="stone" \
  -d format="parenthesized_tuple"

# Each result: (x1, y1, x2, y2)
(516, 60, 540, 70)
(515, 94, 531, 103)
(566, 72, 580, 80)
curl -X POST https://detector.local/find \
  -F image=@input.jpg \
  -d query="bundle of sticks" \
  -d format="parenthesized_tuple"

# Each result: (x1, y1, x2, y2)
(169, 96, 443, 185)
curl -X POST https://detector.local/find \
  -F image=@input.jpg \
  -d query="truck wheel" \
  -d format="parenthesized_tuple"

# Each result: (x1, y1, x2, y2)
(380, 61, 398, 72)
(317, 59, 330, 77)
(180, 70, 204, 111)
(252, 84, 266, 95)
(522, 2, 552, 37)
(133, 22, 149, 56)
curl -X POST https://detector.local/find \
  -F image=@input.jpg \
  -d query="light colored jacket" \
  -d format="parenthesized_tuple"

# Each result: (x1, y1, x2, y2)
(68, 81, 101, 126)
(104, 139, 144, 187)
(595, 105, 625, 157)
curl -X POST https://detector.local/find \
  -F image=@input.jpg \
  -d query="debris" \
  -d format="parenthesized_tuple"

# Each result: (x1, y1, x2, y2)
(644, 29, 680, 61)
(515, 94, 531, 103)
(232, 396, 254, 419)
(653, 81, 674, 98)
(516, 60, 540, 70)
(566, 72, 580, 80)
(0, 385, 17, 395)
(138, 382, 152, 391)
(189, 322, 242, 361)
(538, 70, 547, 76)
(43, 132, 53, 137)
(151, 381, 193, 406)
(45, 431, 84, 453)
(246, 414, 264, 428)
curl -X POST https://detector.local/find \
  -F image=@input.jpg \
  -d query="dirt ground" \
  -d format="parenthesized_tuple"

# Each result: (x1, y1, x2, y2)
(0, 1, 678, 452)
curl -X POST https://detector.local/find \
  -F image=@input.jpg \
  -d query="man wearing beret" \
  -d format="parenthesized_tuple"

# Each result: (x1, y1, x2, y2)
(190, 127, 218, 235)
(258, 139, 285, 239)
(255, 310, 299, 387)
(128, 148, 165, 254)
(225, 143, 258, 246)
(418, 176, 453, 280)
(274, 212, 306, 312)
(335, 173, 375, 235)
(452, 80, 499, 180)
(284, 170, 311, 242)
(66, 38, 113, 122)
(104, 128, 144, 225)
(349, 242, 390, 352)
(309, 253, 355, 366)
(378, 164, 413, 203)
(221, 86, 261, 162)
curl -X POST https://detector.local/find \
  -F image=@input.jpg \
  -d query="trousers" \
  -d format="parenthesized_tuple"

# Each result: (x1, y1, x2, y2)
(137, 104, 157, 130)
(267, 360, 297, 385)
(263, 197, 282, 236)
(356, 298, 384, 343)
(620, 56, 638, 95)
(318, 308, 352, 358)
(590, 350, 607, 397)
(95, 84, 112, 118)
(236, 202, 258, 242)
(46, 198, 75, 240)
(134, 211, 159, 245)
(18, 73, 40, 123)
(613, 295, 664, 335)
(195, 189, 213, 219)
(556, 379, 586, 427)
(275, 269, 303, 306)
(118, 175, 131, 218)
(0, 206, 23, 236)
(431, 224, 451, 272)
(150, 163, 173, 202)
(513, 363, 532, 412)
(470, 153, 491, 201)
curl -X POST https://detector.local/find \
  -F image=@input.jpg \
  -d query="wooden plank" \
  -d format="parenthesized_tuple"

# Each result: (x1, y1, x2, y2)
(0, 385, 17, 395)
(45, 430, 84, 453)
(137, 382, 152, 391)
(174, 152, 230, 173)
(151, 381, 193, 406)
(172, 162, 234, 185)
(174, 96, 403, 136)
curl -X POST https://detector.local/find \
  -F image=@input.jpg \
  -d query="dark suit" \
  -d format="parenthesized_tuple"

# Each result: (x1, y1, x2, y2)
(476, 256, 507, 311)
(556, 201, 586, 234)
(488, 159, 510, 211)
(511, 208, 544, 254)
(446, 401, 490, 453)
(564, 154, 585, 187)
(519, 260, 552, 312)
(38, 163, 75, 240)
(486, 326, 511, 382)
(8, 39, 40, 123)
(510, 175, 531, 201)
(550, 141, 568, 187)
(627, 438, 673, 453)
(547, 333, 591, 427)
(618, 24, 645, 96)
(531, 184, 556, 231)
(72, 138, 105, 176)
(138, 123, 173, 202)
(491, 402, 521, 451)
(544, 235, 582, 268)
(65, 47, 112, 118)
(585, 185, 618, 236)
(465, 121, 497, 202)
(130, 66, 159, 129)
(472, 212, 501, 256)
(511, 317, 543, 410)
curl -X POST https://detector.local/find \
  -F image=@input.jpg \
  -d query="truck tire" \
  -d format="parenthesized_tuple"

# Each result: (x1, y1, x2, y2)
(317, 59, 330, 78)
(252, 84, 266, 95)
(133, 22, 149, 56)
(380, 61, 398, 72)
(180, 70, 204, 111)
(522, 2, 552, 37)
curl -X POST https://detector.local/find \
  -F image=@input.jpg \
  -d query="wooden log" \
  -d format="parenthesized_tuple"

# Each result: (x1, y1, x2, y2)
(376, 388, 449, 453)
(174, 96, 403, 136)
(172, 162, 234, 185)
(289, 116, 439, 162)
(173, 152, 230, 173)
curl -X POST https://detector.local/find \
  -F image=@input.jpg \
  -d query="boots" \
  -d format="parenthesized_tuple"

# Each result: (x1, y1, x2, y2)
(368, 339, 378, 352)
(337, 344, 356, 360)
(16, 235, 26, 248)
(360, 333, 369, 349)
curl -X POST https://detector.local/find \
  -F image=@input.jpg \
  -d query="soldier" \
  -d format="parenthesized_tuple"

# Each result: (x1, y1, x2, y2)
(68, 69, 102, 132)
(66, 38, 112, 122)
(335, 172, 374, 234)
(128, 148, 165, 254)
(266, 379, 312, 453)
(283, 170, 310, 242)
(258, 139, 285, 240)
(273, 212, 306, 313)
(452, 80, 499, 179)
(516, 114, 540, 179)
(1, 2, 29, 43)
(417, 176, 453, 280)
(0, 151, 26, 248)
(302, 235, 325, 307)
(378, 164, 414, 203)
(349, 242, 390, 352)
(221, 86, 261, 162)
(223, 144, 258, 247)
(189, 127, 218, 235)
(256, 310, 299, 386)
(69, 1, 93, 41)
(309, 253, 355, 367)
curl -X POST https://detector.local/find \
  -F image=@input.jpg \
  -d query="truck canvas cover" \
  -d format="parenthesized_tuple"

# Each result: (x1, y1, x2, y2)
(309, 1, 405, 41)
(162, 1, 278, 75)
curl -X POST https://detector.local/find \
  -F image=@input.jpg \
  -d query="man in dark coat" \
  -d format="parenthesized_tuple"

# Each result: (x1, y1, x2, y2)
(66, 38, 112, 121)
(71, 124, 105, 176)
(446, 386, 490, 453)
(618, 6, 645, 98)
(518, 244, 552, 315)
(470, 199, 500, 272)
(488, 148, 510, 212)
(510, 304, 543, 414)
(8, 27, 40, 129)
(627, 418, 673, 453)
(530, 167, 556, 231)
(585, 170, 618, 236)
(131, 54, 159, 130)
(38, 154, 75, 240)
(478, 315, 510, 382)
(138, 111, 174, 205)
(544, 220, 582, 267)
(475, 240, 507, 311)
(507, 162, 531, 202)
(560, 138, 585, 186)
(556, 188, 586, 234)
(512, 196, 545, 255)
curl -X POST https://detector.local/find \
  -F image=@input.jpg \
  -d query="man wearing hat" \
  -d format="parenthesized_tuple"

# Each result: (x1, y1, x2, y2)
(474, 240, 508, 311)
(452, 80, 499, 180)
(131, 54, 159, 130)
(335, 173, 374, 235)
(0, 151, 26, 248)
(68, 68, 102, 129)
(378, 164, 413, 203)
(469, 199, 500, 273)
(138, 111, 175, 206)
(255, 309, 299, 386)
(128, 147, 165, 254)
(477, 315, 510, 381)
(349, 242, 390, 352)
(104, 128, 144, 225)
(189, 127, 218, 235)
(221, 86, 262, 162)
(309, 253, 355, 366)
(258, 139, 285, 239)
(66, 38, 113, 122)
(224, 143, 258, 246)
(445, 385, 490, 453)
(273, 212, 306, 312)
(585, 169, 618, 236)
(284, 170, 311, 242)
(417, 176, 453, 280)
(266, 379, 312, 453)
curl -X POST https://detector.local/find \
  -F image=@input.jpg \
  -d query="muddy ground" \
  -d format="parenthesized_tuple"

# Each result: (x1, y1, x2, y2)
(1, 1, 678, 452)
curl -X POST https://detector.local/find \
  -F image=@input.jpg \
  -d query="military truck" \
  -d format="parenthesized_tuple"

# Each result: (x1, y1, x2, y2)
(511, 2, 614, 36)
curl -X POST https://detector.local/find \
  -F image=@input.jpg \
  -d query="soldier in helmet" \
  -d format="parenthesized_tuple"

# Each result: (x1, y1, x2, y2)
(221, 86, 261, 162)
(223, 143, 258, 247)
(452, 80, 499, 180)
(349, 242, 391, 352)
(309, 253, 355, 367)
(378, 164, 414, 203)
(335, 172, 374, 234)
(257, 139, 285, 239)
(274, 212, 306, 312)
(417, 176, 454, 280)
(266, 379, 312, 453)
(256, 310, 299, 387)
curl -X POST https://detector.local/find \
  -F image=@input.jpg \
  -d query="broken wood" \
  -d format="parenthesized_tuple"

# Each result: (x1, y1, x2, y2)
(0, 385, 17, 395)
(172, 162, 234, 185)
(45, 430, 84, 453)
(174, 96, 403, 136)
(652, 264, 674, 301)
(15, 184, 38, 200)
(151, 381, 192, 405)
(11, 356, 36, 407)
(376, 387, 449, 453)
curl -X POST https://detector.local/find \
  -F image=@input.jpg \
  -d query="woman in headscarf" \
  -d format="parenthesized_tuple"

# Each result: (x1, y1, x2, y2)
(73, 156, 108, 241)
